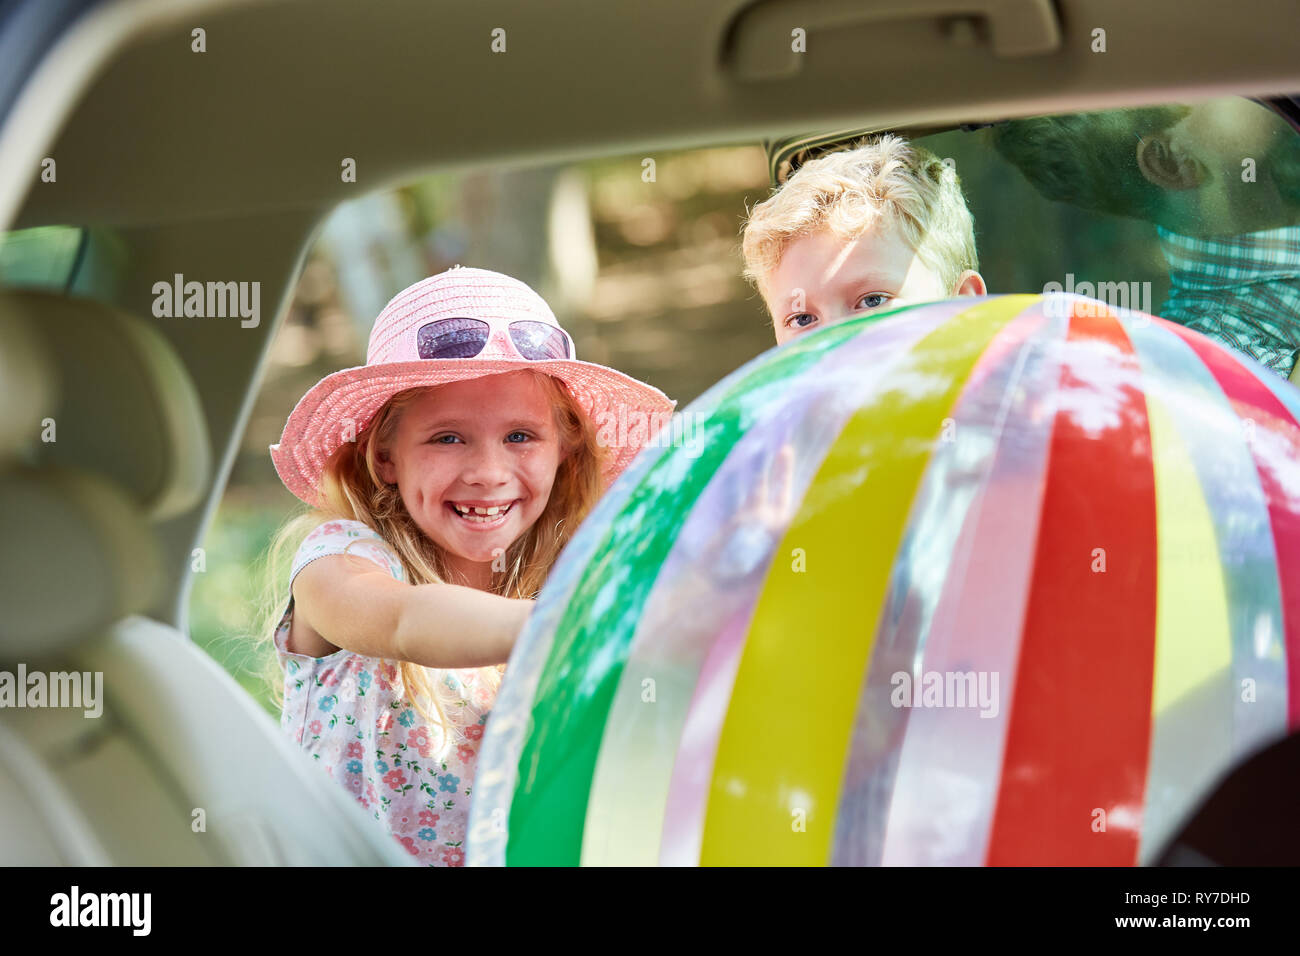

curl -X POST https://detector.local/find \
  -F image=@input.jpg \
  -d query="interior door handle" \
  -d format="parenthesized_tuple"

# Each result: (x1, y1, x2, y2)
(727, 0, 1063, 81)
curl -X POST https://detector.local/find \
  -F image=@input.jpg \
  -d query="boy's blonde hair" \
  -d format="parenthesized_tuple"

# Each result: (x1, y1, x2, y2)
(742, 133, 979, 298)
(253, 369, 608, 749)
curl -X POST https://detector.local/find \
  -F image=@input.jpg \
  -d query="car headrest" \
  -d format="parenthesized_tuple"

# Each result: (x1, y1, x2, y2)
(0, 290, 209, 658)
(0, 303, 53, 460)
(0, 290, 210, 520)
(0, 466, 161, 662)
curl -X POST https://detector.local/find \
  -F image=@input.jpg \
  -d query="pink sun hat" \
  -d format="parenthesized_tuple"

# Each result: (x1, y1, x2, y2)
(270, 267, 677, 507)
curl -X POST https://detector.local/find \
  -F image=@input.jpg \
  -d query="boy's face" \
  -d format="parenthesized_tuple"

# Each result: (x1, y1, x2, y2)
(762, 221, 984, 345)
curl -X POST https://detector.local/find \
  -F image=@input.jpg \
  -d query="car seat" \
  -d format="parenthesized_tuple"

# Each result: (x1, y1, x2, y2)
(0, 289, 413, 865)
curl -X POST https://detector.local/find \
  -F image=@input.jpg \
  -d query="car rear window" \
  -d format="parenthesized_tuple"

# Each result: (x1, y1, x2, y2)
(0, 224, 126, 298)
(0, 224, 84, 289)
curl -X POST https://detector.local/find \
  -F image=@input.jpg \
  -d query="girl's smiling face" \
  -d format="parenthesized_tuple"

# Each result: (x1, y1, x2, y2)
(375, 371, 565, 587)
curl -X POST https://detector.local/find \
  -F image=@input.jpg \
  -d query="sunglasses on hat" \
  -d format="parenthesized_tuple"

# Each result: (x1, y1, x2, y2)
(417, 317, 575, 361)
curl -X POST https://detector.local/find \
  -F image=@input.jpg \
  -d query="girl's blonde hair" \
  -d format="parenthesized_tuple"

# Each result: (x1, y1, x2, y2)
(741, 133, 979, 298)
(254, 369, 608, 747)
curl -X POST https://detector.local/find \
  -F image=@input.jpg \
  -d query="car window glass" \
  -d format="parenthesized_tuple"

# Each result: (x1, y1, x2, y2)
(0, 224, 126, 298)
(0, 224, 83, 290)
(915, 97, 1300, 371)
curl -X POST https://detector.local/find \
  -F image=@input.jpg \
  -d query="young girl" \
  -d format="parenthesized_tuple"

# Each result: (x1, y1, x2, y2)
(259, 267, 674, 866)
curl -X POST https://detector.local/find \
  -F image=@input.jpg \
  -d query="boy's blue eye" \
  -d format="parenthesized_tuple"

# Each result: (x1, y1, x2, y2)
(506, 432, 530, 443)
(430, 434, 461, 444)
(857, 293, 891, 310)
(787, 313, 817, 329)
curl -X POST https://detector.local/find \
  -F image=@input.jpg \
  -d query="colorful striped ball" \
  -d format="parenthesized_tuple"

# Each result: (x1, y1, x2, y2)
(466, 294, 1300, 866)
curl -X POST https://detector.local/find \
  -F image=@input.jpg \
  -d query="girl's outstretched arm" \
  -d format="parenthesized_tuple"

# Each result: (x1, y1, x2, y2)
(292, 554, 531, 667)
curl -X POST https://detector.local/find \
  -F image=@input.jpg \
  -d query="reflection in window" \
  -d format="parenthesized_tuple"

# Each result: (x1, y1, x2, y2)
(991, 98, 1300, 377)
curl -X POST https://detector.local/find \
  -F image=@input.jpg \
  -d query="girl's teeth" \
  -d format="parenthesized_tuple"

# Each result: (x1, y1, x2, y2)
(453, 502, 512, 519)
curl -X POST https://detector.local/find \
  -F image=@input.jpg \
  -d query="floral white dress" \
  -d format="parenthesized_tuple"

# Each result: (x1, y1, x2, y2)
(273, 519, 498, 866)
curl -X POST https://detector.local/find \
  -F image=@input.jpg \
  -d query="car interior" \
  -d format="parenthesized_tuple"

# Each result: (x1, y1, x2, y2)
(2, 0, 1299, 865)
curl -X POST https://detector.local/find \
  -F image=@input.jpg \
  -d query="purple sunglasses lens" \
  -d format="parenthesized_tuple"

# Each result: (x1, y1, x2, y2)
(417, 318, 490, 359)
(509, 321, 572, 360)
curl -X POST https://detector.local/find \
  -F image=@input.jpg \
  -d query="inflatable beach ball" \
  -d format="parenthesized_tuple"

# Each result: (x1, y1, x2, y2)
(467, 293, 1300, 867)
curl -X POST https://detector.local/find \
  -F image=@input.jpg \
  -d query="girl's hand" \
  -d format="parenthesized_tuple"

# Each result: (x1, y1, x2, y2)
(707, 442, 797, 581)
(498, 596, 534, 661)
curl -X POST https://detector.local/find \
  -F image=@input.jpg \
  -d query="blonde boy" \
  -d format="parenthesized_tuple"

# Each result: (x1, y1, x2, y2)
(743, 134, 987, 344)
